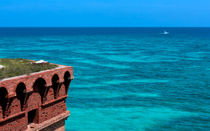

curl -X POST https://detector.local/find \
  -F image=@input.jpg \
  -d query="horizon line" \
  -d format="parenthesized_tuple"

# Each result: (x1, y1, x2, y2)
(0, 26, 210, 28)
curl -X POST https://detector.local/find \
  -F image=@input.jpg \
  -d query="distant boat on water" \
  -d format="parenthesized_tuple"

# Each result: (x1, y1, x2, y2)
(161, 31, 169, 35)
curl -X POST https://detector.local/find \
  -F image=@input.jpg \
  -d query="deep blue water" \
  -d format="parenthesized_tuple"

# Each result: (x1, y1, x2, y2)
(0, 28, 210, 131)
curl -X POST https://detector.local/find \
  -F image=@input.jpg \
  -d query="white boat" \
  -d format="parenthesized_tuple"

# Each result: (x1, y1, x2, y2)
(161, 31, 169, 35)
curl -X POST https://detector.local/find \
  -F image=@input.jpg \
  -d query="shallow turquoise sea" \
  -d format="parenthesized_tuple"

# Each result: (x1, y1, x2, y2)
(0, 28, 209, 131)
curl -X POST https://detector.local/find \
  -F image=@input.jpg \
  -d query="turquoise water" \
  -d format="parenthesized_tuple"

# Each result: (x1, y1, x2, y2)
(0, 28, 210, 130)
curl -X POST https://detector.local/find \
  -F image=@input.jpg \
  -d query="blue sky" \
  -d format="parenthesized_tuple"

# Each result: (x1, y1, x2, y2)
(0, 0, 209, 27)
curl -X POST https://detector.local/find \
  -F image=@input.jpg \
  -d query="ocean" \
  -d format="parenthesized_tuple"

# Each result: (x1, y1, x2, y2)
(0, 28, 209, 131)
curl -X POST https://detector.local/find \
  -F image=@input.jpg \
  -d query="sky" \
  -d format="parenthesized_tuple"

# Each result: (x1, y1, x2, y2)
(0, 0, 209, 27)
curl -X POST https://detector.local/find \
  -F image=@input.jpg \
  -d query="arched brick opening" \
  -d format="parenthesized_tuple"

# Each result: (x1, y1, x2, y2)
(33, 78, 47, 103)
(16, 83, 27, 111)
(64, 71, 71, 95)
(0, 87, 8, 118)
(52, 74, 60, 99)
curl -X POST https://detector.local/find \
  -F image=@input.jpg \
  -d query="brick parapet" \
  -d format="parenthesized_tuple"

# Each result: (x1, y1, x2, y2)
(0, 65, 73, 97)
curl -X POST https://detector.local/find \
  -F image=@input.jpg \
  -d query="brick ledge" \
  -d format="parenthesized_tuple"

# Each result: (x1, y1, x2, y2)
(26, 111, 70, 131)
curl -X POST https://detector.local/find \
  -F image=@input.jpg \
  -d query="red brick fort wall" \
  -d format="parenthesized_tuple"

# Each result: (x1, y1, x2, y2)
(0, 65, 73, 131)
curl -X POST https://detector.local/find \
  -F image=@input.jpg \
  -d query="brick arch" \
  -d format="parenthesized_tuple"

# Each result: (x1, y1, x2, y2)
(52, 74, 60, 99)
(64, 71, 71, 81)
(52, 74, 59, 84)
(16, 82, 27, 111)
(33, 78, 47, 103)
(64, 71, 71, 94)
(26, 75, 51, 92)
(0, 87, 8, 118)
(8, 79, 27, 97)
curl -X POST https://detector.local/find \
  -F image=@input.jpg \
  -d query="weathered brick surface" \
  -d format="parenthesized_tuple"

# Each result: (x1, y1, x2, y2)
(39, 100, 67, 123)
(45, 87, 54, 103)
(27, 92, 42, 111)
(0, 114, 27, 131)
(6, 97, 21, 117)
(58, 84, 66, 98)
(0, 64, 73, 131)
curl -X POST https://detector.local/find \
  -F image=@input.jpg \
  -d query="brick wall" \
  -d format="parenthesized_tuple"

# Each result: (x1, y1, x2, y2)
(40, 100, 67, 123)
(0, 65, 73, 131)
(0, 114, 27, 131)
